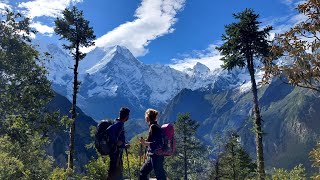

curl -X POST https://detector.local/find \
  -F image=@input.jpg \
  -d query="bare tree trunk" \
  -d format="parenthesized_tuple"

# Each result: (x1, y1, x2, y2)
(247, 57, 265, 180)
(231, 142, 236, 180)
(184, 136, 188, 180)
(214, 159, 220, 180)
(68, 43, 80, 171)
(214, 143, 222, 180)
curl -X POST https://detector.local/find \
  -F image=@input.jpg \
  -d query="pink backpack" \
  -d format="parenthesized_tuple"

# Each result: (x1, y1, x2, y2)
(155, 123, 176, 156)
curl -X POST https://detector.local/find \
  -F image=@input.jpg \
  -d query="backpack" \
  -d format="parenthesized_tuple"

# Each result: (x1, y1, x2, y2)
(155, 123, 176, 156)
(94, 120, 115, 155)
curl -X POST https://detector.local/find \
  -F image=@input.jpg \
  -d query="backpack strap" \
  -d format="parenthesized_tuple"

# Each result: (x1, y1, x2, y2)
(150, 123, 160, 130)
(149, 123, 163, 147)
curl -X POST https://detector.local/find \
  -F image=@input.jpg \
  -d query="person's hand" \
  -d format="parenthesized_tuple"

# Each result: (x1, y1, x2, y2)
(139, 137, 146, 146)
(125, 144, 130, 149)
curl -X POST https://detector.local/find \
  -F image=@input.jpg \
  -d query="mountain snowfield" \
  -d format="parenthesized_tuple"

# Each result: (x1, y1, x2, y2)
(43, 43, 263, 120)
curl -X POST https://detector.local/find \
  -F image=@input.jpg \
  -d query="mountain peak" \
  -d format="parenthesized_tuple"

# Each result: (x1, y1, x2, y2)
(84, 45, 142, 74)
(193, 62, 210, 76)
(115, 45, 129, 53)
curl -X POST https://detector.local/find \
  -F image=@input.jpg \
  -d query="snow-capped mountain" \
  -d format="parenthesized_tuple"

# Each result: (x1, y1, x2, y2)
(43, 43, 260, 120)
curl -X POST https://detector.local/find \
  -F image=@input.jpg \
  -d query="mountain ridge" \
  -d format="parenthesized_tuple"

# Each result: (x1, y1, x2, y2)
(161, 78, 320, 173)
(44, 43, 250, 120)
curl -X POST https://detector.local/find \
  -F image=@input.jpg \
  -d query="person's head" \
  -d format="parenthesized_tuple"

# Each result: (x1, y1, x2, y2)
(119, 107, 130, 122)
(145, 108, 159, 124)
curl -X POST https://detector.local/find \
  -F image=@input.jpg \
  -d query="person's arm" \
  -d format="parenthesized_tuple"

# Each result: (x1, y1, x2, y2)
(116, 123, 126, 148)
(139, 138, 151, 147)
(139, 124, 158, 147)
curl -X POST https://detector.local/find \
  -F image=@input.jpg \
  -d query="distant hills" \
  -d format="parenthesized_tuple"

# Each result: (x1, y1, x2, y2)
(161, 78, 320, 172)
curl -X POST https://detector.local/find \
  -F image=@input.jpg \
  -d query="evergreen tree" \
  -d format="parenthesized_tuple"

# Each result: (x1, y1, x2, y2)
(209, 135, 256, 180)
(208, 135, 225, 180)
(264, 0, 320, 92)
(54, 6, 96, 172)
(216, 9, 272, 180)
(165, 113, 208, 180)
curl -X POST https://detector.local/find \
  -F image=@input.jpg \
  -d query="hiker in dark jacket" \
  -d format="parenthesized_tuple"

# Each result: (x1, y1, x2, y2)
(107, 107, 130, 180)
(139, 108, 167, 180)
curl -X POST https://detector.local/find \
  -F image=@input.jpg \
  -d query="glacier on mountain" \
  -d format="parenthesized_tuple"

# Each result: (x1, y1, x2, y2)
(43, 43, 263, 120)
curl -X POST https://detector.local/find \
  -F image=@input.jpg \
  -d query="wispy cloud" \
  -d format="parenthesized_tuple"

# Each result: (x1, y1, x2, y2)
(170, 0, 309, 73)
(30, 22, 54, 36)
(15, 0, 82, 36)
(169, 44, 224, 72)
(0, 1, 11, 12)
(86, 0, 186, 57)
(261, 0, 308, 35)
(18, 0, 83, 19)
(280, 0, 305, 8)
(281, 0, 295, 6)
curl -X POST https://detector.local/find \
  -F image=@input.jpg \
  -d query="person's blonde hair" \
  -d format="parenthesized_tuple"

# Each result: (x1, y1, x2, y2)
(145, 108, 159, 122)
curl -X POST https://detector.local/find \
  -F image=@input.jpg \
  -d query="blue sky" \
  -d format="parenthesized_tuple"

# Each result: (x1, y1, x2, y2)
(0, 0, 304, 70)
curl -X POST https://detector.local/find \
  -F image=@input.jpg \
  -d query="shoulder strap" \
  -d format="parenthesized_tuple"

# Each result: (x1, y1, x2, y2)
(150, 123, 161, 129)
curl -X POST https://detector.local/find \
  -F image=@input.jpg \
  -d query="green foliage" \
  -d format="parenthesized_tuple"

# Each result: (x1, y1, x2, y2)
(310, 142, 320, 179)
(216, 8, 272, 71)
(84, 156, 109, 180)
(165, 113, 209, 179)
(49, 168, 69, 180)
(0, 10, 57, 134)
(83, 136, 143, 179)
(209, 135, 256, 180)
(54, 6, 96, 60)
(0, 128, 54, 180)
(49, 167, 85, 180)
(0, 152, 25, 179)
(122, 149, 142, 179)
(271, 164, 306, 180)
(0, 10, 58, 180)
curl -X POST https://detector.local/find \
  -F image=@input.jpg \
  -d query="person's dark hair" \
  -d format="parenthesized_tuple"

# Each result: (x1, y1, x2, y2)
(119, 107, 130, 120)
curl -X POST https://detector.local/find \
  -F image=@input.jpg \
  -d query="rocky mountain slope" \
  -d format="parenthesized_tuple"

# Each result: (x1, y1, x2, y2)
(161, 78, 320, 172)
(46, 93, 97, 172)
(43, 43, 255, 121)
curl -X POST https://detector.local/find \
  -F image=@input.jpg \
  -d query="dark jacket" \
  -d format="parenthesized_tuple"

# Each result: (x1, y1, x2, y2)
(147, 121, 162, 154)
(107, 118, 125, 150)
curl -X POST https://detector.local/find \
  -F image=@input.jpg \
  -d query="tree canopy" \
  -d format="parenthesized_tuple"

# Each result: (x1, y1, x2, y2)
(264, 0, 320, 92)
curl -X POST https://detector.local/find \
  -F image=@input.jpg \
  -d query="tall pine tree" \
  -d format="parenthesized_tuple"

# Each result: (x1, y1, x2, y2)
(216, 9, 272, 180)
(54, 6, 95, 172)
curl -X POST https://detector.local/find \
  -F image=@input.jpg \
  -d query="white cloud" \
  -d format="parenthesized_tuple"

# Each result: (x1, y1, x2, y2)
(281, 0, 294, 6)
(169, 44, 224, 72)
(85, 0, 186, 57)
(0, 2, 11, 12)
(18, 0, 83, 19)
(280, 0, 305, 7)
(169, 0, 310, 73)
(30, 22, 54, 36)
